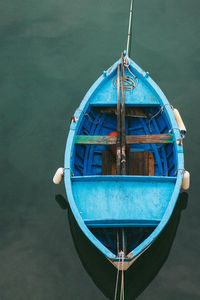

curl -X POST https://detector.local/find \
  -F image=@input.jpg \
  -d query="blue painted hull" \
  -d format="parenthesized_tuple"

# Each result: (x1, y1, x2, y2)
(64, 56, 184, 270)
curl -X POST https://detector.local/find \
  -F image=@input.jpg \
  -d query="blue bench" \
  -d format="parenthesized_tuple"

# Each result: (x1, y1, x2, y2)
(71, 175, 176, 228)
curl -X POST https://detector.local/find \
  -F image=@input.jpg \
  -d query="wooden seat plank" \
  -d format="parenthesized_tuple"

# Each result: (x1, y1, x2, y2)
(148, 152, 155, 176)
(102, 151, 116, 175)
(102, 150, 155, 176)
(129, 151, 155, 176)
(126, 134, 173, 144)
(75, 133, 173, 145)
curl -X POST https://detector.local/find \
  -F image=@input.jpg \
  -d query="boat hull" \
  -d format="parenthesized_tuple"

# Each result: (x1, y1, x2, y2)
(64, 56, 184, 269)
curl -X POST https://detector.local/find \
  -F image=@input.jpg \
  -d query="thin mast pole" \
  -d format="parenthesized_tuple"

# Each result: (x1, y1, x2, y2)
(126, 0, 134, 57)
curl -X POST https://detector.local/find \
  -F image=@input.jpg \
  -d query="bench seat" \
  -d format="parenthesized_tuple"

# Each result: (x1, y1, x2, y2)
(71, 176, 176, 228)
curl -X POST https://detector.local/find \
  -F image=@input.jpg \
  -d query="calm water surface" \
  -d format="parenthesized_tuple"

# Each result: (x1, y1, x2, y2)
(0, 0, 199, 299)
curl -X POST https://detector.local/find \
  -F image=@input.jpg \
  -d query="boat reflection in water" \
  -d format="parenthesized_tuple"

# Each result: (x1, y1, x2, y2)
(55, 192, 188, 300)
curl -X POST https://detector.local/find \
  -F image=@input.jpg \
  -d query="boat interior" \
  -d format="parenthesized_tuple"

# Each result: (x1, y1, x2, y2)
(70, 104, 177, 256)
(73, 105, 177, 177)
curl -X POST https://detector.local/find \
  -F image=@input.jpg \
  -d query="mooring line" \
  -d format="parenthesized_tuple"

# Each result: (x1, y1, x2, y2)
(126, 0, 135, 57)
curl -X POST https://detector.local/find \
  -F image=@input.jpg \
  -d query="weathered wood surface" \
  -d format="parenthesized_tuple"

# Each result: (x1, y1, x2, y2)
(126, 134, 173, 144)
(75, 133, 173, 145)
(102, 150, 155, 176)
(75, 135, 117, 145)
(121, 52, 127, 175)
(102, 151, 116, 175)
(116, 64, 121, 175)
(129, 151, 155, 176)
(148, 152, 155, 176)
(100, 107, 147, 118)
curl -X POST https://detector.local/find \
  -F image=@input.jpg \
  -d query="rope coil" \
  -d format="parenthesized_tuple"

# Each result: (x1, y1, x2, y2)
(113, 63, 138, 92)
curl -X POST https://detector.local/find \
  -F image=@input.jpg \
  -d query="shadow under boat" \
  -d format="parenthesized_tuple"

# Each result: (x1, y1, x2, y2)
(55, 192, 188, 300)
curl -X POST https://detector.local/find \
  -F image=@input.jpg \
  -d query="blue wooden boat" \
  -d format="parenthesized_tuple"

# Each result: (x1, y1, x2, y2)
(59, 2, 189, 273)
(63, 51, 186, 270)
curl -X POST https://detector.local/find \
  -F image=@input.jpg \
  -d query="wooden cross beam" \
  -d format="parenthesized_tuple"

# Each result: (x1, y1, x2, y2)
(75, 133, 173, 145)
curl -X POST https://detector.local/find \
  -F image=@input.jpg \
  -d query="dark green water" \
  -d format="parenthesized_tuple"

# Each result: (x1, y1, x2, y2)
(0, 0, 199, 299)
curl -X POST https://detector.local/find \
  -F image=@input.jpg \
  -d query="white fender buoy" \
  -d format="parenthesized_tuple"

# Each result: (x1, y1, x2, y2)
(173, 108, 186, 137)
(53, 168, 64, 184)
(182, 170, 190, 190)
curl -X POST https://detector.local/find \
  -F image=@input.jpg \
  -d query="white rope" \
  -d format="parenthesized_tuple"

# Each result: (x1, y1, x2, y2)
(120, 251, 125, 300)
(124, 56, 138, 90)
(113, 61, 138, 92)
(114, 267, 120, 300)
(114, 231, 120, 300)
(120, 229, 125, 300)
(114, 231, 126, 300)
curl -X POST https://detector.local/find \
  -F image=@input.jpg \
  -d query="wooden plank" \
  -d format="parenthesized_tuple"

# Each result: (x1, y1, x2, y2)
(116, 64, 121, 175)
(125, 107, 147, 118)
(100, 107, 116, 114)
(126, 134, 173, 144)
(129, 152, 148, 175)
(75, 133, 173, 145)
(148, 152, 155, 176)
(144, 151, 149, 175)
(102, 151, 116, 175)
(75, 135, 117, 145)
(128, 152, 134, 175)
(129, 151, 155, 176)
(100, 107, 147, 118)
(121, 52, 126, 175)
